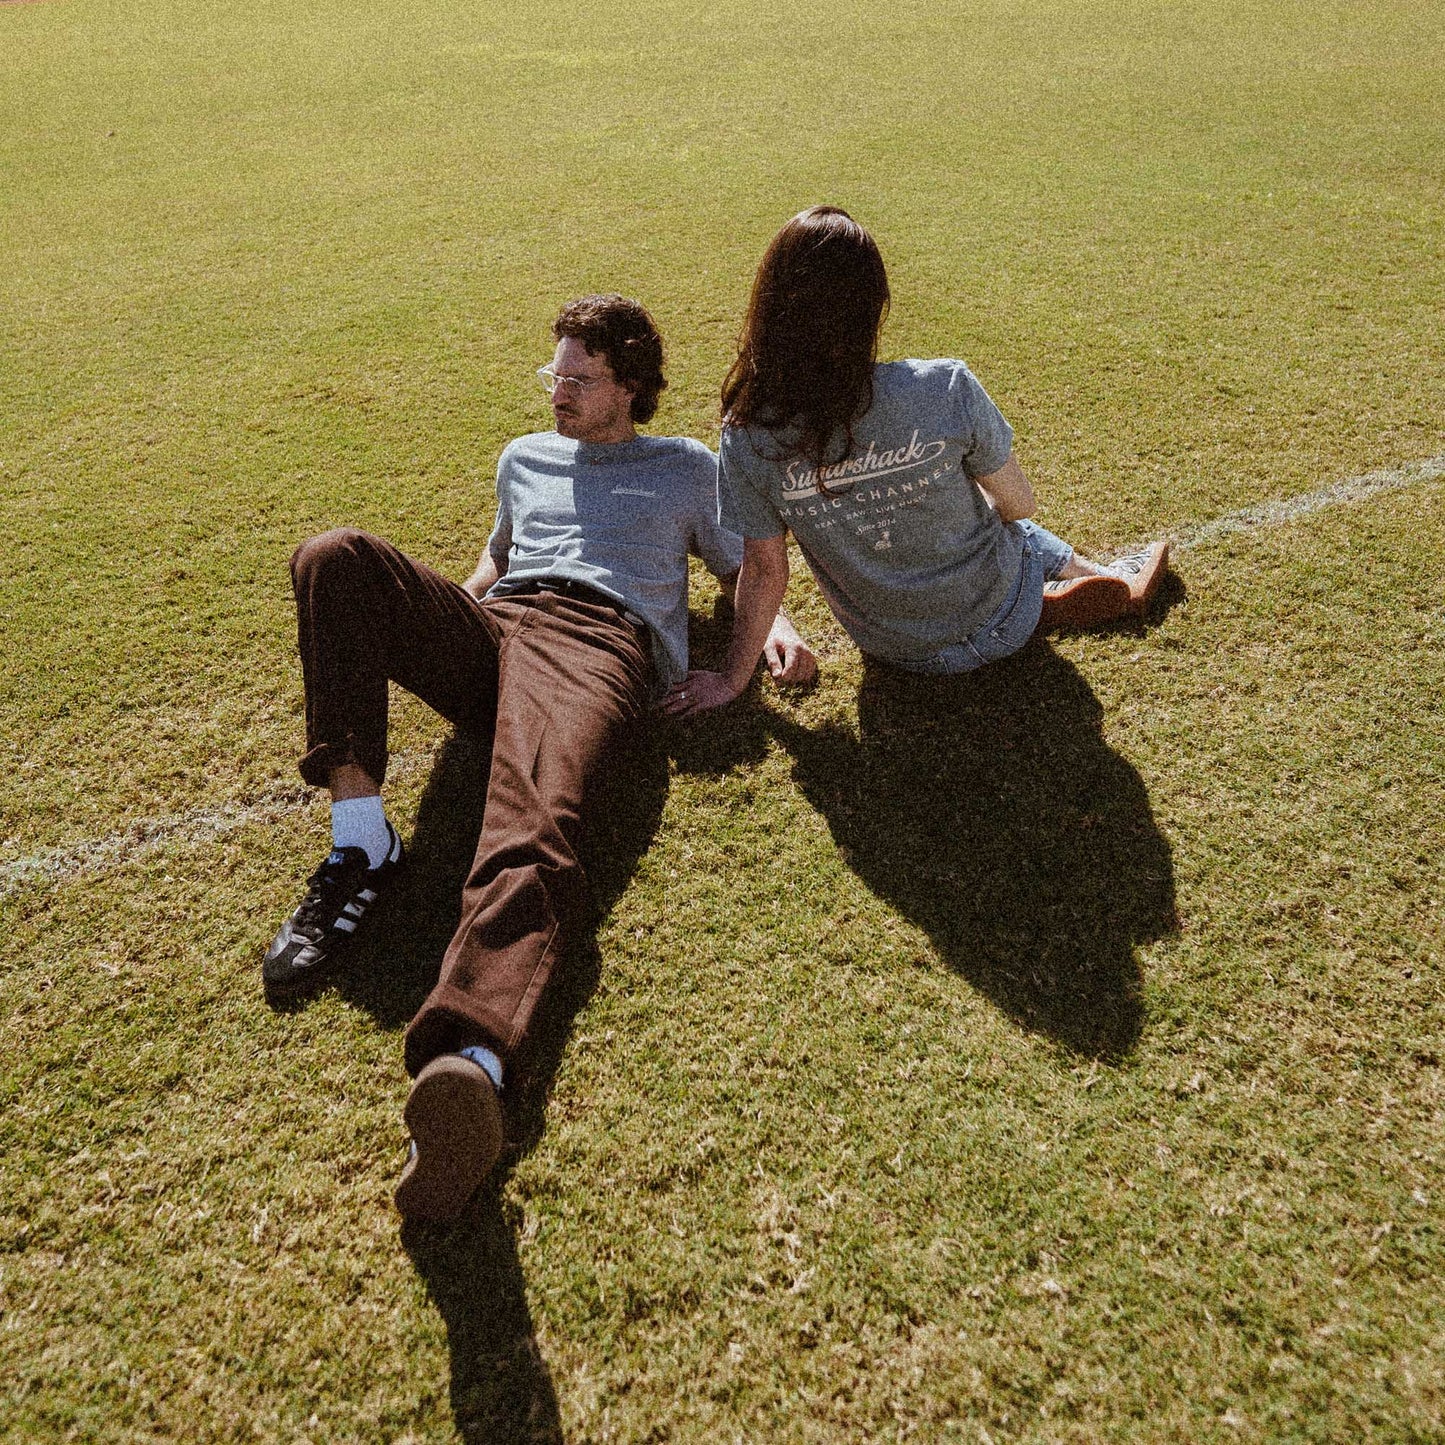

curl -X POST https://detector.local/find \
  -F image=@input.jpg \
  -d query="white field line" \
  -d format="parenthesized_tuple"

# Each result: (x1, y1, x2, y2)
(3, 454, 1443, 902)
(1161, 453, 1445, 555)
(0, 751, 427, 904)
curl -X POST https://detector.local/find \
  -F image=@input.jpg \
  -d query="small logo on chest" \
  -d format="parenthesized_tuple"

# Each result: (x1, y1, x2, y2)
(611, 487, 657, 498)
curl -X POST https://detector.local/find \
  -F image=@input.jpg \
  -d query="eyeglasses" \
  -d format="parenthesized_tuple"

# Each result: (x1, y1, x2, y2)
(536, 366, 603, 396)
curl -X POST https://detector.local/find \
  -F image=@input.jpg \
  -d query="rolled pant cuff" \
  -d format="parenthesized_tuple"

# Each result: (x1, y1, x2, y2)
(404, 989, 513, 1079)
(298, 737, 381, 790)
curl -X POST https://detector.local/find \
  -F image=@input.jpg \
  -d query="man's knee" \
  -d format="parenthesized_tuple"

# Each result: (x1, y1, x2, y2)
(290, 527, 377, 588)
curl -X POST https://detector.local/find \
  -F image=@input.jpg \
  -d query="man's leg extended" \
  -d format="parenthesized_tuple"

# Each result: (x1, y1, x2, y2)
(395, 594, 652, 1220)
(264, 528, 504, 998)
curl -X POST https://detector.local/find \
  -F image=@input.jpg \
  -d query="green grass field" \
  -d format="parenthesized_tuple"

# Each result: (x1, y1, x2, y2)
(3, 0, 1443, 1440)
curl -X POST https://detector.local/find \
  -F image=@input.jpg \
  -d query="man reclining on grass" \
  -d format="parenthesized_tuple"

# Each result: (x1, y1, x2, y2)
(264, 294, 815, 1224)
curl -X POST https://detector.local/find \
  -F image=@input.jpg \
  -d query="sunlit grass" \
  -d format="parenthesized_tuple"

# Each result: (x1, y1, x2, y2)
(2, 0, 1442, 1440)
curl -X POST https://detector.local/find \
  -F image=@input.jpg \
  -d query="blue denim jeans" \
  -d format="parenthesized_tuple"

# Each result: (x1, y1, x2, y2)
(899, 520, 1073, 676)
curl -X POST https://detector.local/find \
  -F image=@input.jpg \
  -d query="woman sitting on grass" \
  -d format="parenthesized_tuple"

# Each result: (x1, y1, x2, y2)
(663, 205, 1168, 715)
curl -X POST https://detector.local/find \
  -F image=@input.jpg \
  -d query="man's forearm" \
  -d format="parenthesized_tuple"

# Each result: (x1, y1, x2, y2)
(464, 552, 503, 598)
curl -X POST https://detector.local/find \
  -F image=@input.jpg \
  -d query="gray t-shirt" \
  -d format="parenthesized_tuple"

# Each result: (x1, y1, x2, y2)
(718, 359, 1020, 664)
(485, 431, 743, 687)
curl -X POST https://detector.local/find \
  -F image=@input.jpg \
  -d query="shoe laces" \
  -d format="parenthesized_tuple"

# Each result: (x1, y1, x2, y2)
(1108, 549, 1152, 577)
(293, 850, 366, 937)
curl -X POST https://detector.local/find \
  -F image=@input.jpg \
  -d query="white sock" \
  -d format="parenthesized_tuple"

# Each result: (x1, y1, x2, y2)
(459, 1045, 504, 1091)
(330, 796, 394, 869)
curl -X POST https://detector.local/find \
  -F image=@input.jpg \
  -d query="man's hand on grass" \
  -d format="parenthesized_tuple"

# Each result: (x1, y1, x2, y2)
(662, 629, 818, 718)
(661, 670, 742, 717)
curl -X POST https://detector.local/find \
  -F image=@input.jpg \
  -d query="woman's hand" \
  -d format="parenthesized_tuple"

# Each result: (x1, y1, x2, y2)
(763, 617, 818, 685)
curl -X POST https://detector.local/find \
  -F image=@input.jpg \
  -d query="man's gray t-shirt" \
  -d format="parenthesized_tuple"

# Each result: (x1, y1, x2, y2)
(485, 431, 742, 687)
(718, 359, 1019, 664)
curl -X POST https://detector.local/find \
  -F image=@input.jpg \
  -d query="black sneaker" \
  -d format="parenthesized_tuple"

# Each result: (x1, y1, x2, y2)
(262, 824, 404, 997)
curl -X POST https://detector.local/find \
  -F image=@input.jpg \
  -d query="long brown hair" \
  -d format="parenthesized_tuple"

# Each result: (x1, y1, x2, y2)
(721, 205, 890, 467)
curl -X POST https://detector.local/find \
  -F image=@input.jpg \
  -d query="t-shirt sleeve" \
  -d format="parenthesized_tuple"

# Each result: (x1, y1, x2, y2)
(717, 427, 788, 540)
(485, 447, 514, 568)
(686, 446, 745, 579)
(950, 363, 1015, 477)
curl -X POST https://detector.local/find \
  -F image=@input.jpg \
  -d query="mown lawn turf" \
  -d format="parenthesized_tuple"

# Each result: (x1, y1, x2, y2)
(2, 0, 1443, 1440)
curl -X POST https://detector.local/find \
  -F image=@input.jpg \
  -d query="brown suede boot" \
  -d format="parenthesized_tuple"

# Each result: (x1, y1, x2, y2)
(1038, 573, 1132, 630)
(1104, 540, 1170, 615)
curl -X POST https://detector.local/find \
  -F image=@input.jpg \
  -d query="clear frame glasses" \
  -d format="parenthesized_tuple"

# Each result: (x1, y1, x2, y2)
(536, 365, 602, 396)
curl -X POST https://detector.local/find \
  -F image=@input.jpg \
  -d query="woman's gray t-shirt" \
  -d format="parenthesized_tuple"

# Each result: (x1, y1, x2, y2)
(718, 359, 1020, 664)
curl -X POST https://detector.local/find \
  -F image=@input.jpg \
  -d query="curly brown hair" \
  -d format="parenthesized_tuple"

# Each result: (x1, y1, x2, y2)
(553, 294, 668, 424)
(721, 206, 890, 468)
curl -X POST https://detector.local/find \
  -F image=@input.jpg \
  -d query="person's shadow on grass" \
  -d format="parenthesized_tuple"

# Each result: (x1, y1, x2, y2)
(399, 1197, 565, 1444)
(332, 723, 674, 1444)
(768, 639, 1176, 1059)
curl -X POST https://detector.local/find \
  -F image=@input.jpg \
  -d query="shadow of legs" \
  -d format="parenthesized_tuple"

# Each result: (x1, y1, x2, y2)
(402, 1199, 564, 1445)
(337, 730, 496, 1030)
(347, 725, 669, 1443)
(770, 642, 1176, 1059)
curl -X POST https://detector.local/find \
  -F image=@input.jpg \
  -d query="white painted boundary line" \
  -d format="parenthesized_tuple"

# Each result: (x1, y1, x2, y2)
(0, 751, 427, 903)
(4, 454, 1443, 903)
(0, 778, 315, 901)
(1164, 453, 1445, 554)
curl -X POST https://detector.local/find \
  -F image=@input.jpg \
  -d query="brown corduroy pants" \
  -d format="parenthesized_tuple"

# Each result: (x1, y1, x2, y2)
(289, 528, 653, 1076)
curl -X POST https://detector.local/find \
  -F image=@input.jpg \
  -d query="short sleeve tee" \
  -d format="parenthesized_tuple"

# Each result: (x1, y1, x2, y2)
(485, 431, 741, 687)
(718, 359, 1022, 664)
